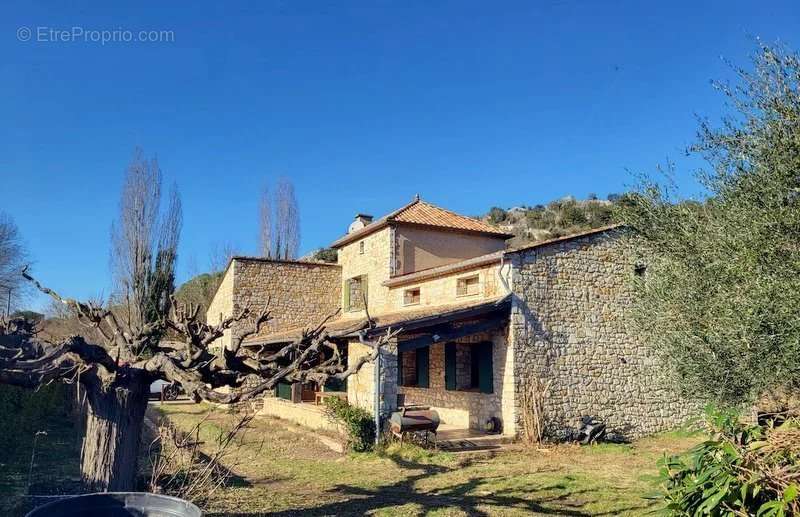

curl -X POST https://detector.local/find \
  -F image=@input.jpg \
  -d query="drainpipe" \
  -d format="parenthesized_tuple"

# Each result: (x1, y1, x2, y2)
(497, 253, 513, 296)
(373, 344, 381, 445)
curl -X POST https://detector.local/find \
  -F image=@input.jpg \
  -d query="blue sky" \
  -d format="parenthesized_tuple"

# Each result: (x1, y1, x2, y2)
(2, 1, 798, 310)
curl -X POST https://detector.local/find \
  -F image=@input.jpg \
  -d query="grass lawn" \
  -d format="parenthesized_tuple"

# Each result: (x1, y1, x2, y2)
(153, 403, 701, 516)
(0, 385, 84, 517)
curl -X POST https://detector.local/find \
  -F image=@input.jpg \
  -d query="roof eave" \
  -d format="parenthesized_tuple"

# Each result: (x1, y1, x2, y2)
(383, 251, 503, 288)
(504, 224, 628, 255)
(330, 220, 391, 248)
(358, 295, 511, 338)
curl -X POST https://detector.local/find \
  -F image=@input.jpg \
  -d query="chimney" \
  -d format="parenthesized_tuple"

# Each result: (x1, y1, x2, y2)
(348, 213, 374, 234)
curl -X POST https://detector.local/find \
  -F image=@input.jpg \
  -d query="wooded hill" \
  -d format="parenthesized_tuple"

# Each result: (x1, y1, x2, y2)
(479, 193, 626, 247)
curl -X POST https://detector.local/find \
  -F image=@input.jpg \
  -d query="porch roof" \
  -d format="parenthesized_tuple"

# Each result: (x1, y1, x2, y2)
(242, 295, 511, 347)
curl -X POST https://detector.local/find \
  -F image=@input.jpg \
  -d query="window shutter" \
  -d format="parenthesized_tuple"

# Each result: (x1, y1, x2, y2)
(478, 341, 494, 394)
(361, 275, 368, 307)
(445, 343, 457, 391)
(416, 346, 429, 388)
(276, 381, 292, 400)
(343, 280, 350, 311)
(397, 350, 404, 386)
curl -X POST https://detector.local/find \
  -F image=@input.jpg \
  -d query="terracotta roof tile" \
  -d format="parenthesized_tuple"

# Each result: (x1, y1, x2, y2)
(331, 198, 512, 247)
(392, 201, 509, 235)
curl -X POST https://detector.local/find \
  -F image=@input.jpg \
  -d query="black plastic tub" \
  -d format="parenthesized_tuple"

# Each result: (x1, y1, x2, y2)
(26, 492, 202, 517)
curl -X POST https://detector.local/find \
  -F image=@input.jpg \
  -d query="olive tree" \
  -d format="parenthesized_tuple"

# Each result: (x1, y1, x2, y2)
(620, 44, 800, 408)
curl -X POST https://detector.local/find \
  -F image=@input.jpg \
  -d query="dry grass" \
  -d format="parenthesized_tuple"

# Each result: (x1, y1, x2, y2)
(520, 378, 551, 444)
(154, 403, 702, 516)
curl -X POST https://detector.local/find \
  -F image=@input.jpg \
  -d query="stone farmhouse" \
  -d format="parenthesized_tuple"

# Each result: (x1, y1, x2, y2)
(207, 197, 692, 440)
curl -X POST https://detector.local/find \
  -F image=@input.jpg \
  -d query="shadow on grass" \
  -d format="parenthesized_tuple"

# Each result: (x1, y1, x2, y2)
(206, 451, 655, 517)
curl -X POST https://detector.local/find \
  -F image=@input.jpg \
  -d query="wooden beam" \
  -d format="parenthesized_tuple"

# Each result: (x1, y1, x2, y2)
(365, 296, 511, 338)
(397, 318, 506, 352)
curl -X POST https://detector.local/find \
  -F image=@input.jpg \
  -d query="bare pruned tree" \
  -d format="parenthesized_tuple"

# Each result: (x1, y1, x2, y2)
(0, 150, 392, 492)
(259, 178, 300, 260)
(0, 276, 396, 491)
(0, 212, 28, 314)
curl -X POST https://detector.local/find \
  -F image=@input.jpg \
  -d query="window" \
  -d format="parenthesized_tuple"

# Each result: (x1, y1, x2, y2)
(343, 275, 367, 311)
(456, 275, 480, 296)
(359, 241, 365, 254)
(397, 347, 429, 388)
(445, 341, 493, 393)
(403, 287, 421, 306)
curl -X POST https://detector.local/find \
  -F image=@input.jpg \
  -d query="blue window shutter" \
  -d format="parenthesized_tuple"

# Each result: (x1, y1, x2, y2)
(478, 341, 494, 394)
(416, 346, 429, 388)
(445, 343, 457, 391)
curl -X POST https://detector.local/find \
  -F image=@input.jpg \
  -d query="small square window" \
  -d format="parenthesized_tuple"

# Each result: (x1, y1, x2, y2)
(456, 275, 480, 296)
(346, 275, 367, 311)
(404, 288, 420, 306)
(359, 241, 365, 254)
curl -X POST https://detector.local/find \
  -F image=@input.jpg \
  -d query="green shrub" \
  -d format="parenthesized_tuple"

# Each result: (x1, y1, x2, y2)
(487, 207, 507, 224)
(659, 408, 800, 516)
(323, 397, 375, 452)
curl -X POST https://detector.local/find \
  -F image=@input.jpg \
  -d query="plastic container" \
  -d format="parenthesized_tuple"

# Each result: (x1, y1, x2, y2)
(26, 492, 202, 517)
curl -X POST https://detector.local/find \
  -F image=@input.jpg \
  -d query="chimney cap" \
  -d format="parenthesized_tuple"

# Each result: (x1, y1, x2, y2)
(348, 213, 374, 234)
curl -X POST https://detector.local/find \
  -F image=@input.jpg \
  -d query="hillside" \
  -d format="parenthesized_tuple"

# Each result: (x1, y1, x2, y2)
(479, 193, 627, 248)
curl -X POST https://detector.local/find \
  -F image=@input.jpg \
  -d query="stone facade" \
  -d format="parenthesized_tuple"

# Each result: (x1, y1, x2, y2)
(207, 258, 342, 348)
(384, 263, 503, 313)
(206, 265, 235, 350)
(208, 200, 696, 442)
(346, 338, 398, 416)
(508, 229, 696, 439)
(338, 228, 393, 318)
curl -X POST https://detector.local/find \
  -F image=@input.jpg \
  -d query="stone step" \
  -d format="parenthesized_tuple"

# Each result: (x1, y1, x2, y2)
(436, 433, 513, 452)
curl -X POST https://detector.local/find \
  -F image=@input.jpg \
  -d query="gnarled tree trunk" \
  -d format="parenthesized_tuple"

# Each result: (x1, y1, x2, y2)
(80, 378, 149, 492)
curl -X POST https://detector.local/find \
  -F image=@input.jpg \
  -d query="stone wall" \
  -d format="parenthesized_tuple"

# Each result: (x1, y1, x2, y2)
(509, 229, 696, 439)
(385, 262, 503, 313)
(227, 258, 342, 343)
(346, 338, 398, 417)
(258, 397, 344, 435)
(338, 228, 393, 317)
(206, 265, 235, 351)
